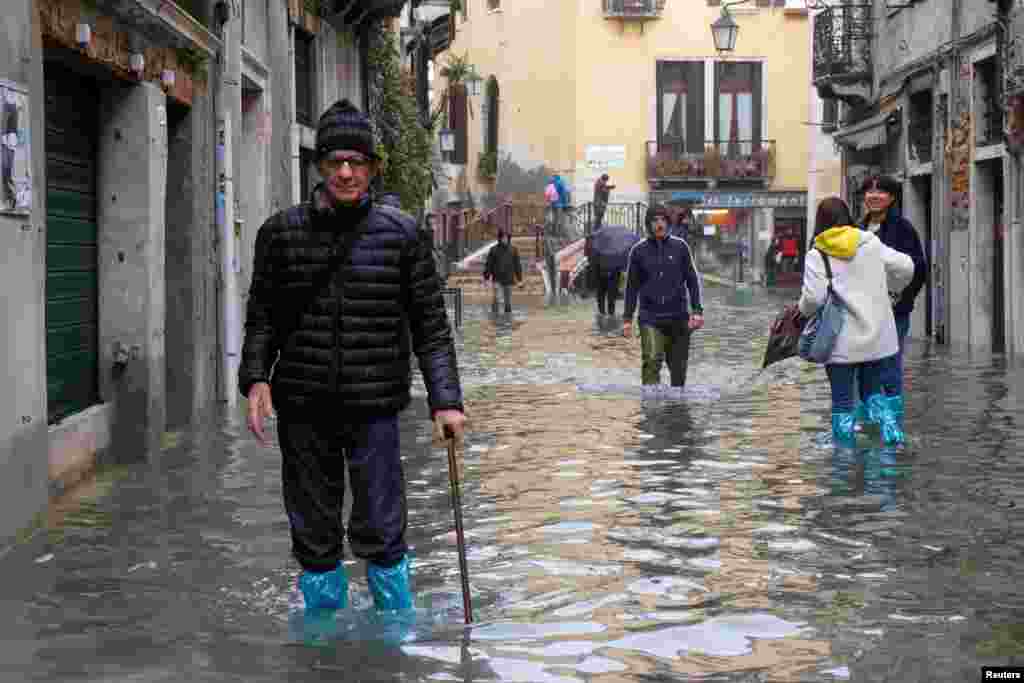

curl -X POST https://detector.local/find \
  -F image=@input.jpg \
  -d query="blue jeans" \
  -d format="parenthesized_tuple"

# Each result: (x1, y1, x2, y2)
(827, 358, 895, 413)
(893, 313, 910, 393)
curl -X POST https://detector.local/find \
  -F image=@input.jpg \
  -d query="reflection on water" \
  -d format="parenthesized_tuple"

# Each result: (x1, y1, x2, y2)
(2, 287, 1024, 681)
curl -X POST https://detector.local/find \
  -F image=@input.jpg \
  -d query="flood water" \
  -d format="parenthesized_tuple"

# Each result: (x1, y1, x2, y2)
(2, 284, 1023, 682)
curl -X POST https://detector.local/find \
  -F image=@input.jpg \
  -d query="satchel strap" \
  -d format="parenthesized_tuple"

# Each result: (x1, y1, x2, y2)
(817, 247, 833, 281)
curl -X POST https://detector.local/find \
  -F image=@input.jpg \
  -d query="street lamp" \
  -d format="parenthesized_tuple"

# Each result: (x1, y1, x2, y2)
(466, 68, 483, 97)
(439, 128, 455, 152)
(710, 0, 754, 52)
(711, 7, 739, 52)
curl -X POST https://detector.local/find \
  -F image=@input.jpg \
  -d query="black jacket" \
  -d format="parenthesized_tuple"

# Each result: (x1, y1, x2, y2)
(238, 187, 463, 416)
(863, 208, 927, 315)
(483, 240, 522, 286)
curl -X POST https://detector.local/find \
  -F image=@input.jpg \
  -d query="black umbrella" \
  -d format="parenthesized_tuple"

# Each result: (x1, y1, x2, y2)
(590, 224, 643, 273)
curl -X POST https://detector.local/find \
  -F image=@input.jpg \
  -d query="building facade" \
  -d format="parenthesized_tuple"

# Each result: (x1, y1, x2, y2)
(428, 0, 814, 283)
(0, 0, 401, 546)
(815, 0, 1024, 355)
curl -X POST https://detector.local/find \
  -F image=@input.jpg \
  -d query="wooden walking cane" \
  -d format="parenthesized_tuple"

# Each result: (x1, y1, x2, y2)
(438, 420, 473, 624)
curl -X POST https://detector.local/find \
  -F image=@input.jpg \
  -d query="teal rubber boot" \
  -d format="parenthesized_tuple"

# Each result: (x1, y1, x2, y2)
(882, 394, 905, 445)
(866, 394, 904, 445)
(298, 564, 349, 610)
(367, 555, 413, 611)
(853, 400, 874, 430)
(831, 411, 857, 448)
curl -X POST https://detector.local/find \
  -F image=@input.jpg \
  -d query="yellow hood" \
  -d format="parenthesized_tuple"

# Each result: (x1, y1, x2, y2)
(813, 226, 863, 260)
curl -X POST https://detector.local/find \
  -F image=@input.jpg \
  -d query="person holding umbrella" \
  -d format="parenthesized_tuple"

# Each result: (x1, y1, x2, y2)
(622, 204, 705, 388)
(589, 222, 641, 318)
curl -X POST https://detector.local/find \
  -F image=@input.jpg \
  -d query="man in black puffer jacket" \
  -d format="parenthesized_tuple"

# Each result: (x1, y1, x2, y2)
(238, 99, 465, 615)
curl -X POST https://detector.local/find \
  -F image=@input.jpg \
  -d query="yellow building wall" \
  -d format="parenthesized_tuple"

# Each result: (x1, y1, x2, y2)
(443, 0, 579, 198)
(441, 1, 811, 202)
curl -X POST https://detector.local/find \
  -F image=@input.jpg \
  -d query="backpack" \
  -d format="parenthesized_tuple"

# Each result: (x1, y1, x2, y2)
(544, 183, 558, 203)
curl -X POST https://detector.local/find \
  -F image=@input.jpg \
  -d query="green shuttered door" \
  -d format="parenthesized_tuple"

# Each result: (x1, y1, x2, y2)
(45, 65, 100, 424)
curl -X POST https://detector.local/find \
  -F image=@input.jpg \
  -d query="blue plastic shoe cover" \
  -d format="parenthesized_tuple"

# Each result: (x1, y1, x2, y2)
(299, 564, 348, 610)
(831, 411, 857, 447)
(881, 394, 905, 445)
(367, 555, 413, 611)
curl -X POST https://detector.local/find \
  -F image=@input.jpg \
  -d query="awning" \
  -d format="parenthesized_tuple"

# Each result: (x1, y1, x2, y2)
(833, 110, 895, 151)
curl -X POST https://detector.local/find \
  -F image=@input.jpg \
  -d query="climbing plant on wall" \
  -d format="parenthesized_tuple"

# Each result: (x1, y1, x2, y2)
(365, 20, 435, 215)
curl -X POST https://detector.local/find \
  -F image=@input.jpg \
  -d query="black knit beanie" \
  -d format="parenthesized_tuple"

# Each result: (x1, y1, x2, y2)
(645, 203, 670, 235)
(316, 99, 378, 161)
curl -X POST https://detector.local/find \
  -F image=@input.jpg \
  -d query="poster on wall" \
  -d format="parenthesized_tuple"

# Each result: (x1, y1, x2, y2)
(585, 145, 626, 170)
(1, 80, 31, 215)
(946, 110, 972, 230)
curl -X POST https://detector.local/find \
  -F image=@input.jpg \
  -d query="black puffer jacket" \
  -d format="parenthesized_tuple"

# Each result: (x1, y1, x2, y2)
(238, 188, 463, 416)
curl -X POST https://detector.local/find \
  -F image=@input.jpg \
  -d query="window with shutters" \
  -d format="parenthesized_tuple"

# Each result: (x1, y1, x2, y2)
(485, 77, 499, 155)
(445, 84, 468, 164)
(714, 61, 762, 155)
(656, 61, 705, 155)
(295, 29, 315, 127)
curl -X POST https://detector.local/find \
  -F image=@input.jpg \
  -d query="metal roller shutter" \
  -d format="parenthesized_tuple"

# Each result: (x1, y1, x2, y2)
(44, 64, 100, 424)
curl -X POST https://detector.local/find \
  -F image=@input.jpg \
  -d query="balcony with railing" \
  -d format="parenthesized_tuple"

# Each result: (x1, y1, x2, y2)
(813, 4, 872, 106)
(603, 0, 664, 20)
(646, 141, 776, 184)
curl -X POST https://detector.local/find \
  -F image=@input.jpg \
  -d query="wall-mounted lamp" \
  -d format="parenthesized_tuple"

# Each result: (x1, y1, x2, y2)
(129, 53, 145, 77)
(439, 128, 455, 152)
(161, 69, 176, 90)
(466, 69, 483, 97)
(76, 23, 92, 49)
(214, 0, 231, 29)
(710, 9, 739, 52)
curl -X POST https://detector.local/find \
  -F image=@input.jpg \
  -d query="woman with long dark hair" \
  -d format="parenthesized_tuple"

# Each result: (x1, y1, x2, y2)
(859, 174, 928, 390)
(799, 197, 915, 446)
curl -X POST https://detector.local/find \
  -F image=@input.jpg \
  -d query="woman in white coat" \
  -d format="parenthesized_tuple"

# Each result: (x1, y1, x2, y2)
(799, 197, 915, 446)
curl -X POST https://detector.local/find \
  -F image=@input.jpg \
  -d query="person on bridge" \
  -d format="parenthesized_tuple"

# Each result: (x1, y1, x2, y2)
(238, 99, 466, 615)
(483, 227, 524, 314)
(799, 197, 914, 447)
(623, 204, 705, 388)
(592, 173, 615, 231)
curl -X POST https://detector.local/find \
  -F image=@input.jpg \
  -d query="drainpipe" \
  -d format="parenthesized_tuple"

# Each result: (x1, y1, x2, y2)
(217, 1, 242, 407)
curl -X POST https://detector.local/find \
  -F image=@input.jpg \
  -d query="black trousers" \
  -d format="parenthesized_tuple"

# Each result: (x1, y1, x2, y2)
(277, 410, 408, 572)
(593, 202, 606, 231)
(595, 266, 620, 314)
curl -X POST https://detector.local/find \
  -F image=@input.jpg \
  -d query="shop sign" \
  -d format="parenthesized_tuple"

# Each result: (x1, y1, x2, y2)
(666, 190, 806, 208)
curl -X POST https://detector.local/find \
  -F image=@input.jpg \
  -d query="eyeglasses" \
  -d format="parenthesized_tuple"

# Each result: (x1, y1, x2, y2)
(321, 154, 372, 173)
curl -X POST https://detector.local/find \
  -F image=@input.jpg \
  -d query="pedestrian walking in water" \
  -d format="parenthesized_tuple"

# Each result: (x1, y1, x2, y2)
(483, 227, 523, 314)
(592, 173, 615, 231)
(623, 204, 704, 388)
(859, 174, 927, 381)
(238, 99, 466, 614)
(799, 197, 913, 447)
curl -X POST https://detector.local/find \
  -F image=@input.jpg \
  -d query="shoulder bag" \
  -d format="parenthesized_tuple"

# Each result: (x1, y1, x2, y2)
(799, 249, 846, 364)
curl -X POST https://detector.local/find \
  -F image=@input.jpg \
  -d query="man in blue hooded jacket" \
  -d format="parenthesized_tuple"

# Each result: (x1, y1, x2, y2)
(623, 205, 705, 387)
